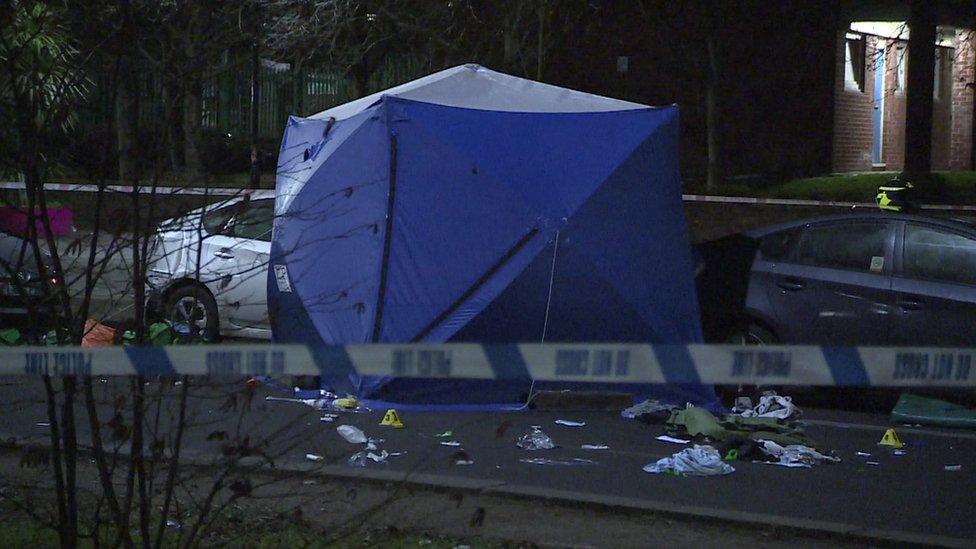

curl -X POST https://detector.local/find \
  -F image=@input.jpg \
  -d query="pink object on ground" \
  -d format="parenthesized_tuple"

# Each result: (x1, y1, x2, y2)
(0, 207, 73, 237)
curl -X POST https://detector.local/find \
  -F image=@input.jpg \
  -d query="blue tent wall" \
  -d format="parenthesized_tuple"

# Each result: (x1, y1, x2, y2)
(450, 110, 700, 344)
(272, 106, 389, 345)
(271, 95, 714, 407)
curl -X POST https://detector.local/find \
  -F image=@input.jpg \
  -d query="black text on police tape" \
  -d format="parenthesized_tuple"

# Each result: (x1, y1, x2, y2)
(392, 349, 452, 377)
(731, 350, 791, 379)
(554, 349, 630, 378)
(23, 351, 93, 376)
(206, 350, 286, 375)
(893, 352, 973, 382)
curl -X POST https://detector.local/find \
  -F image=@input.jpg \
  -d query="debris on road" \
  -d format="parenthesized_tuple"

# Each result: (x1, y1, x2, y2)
(656, 435, 690, 445)
(581, 444, 609, 450)
(348, 452, 367, 467)
(380, 409, 405, 428)
(878, 428, 904, 449)
(82, 319, 116, 347)
(367, 450, 390, 463)
(435, 430, 454, 438)
(337, 425, 368, 444)
(516, 426, 555, 450)
(730, 391, 800, 420)
(305, 453, 325, 462)
(758, 440, 840, 467)
(520, 457, 597, 466)
(945, 465, 963, 471)
(320, 414, 338, 422)
(643, 445, 734, 476)
(440, 441, 462, 447)
(856, 451, 872, 457)
(555, 419, 586, 427)
(621, 399, 677, 423)
(666, 406, 813, 446)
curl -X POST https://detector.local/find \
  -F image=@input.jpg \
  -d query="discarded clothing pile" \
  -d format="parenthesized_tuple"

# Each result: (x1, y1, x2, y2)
(643, 445, 734, 476)
(731, 391, 800, 420)
(665, 406, 814, 447)
(622, 399, 678, 424)
(756, 440, 840, 468)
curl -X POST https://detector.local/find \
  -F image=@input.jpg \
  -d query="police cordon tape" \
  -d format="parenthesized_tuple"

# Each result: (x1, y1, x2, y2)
(2, 343, 976, 387)
(5, 182, 976, 211)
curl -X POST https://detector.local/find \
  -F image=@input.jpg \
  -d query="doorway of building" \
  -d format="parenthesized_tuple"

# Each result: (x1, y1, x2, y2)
(872, 42, 886, 166)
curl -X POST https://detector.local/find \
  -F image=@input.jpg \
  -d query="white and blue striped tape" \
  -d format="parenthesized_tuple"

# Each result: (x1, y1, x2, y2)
(2, 343, 975, 387)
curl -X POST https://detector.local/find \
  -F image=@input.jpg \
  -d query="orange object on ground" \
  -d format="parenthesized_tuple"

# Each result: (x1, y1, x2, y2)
(82, 319, 116, 347)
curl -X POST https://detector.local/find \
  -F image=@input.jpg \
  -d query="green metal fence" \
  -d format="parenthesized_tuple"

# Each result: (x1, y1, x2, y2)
(82, 54, 434, 141)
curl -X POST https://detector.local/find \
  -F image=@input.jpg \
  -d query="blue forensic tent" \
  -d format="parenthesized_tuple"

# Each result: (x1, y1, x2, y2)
(270, 64, 714, 408)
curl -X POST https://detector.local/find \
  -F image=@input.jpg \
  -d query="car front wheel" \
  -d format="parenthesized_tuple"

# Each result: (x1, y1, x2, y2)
(726, 322, 777, 345)
(164, 285, 220, 342)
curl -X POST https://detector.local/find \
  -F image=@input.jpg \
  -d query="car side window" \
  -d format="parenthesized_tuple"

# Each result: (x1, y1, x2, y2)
(795, 222, 888, 273)
(904, 225, 976, 286)
(233, 200, 274, 242)
(759, 228, 802, 261)
(202, 205, 236, 236)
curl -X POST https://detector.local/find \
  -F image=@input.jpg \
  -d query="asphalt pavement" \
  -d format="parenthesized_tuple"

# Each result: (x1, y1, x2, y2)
(1, 378, 974, 547)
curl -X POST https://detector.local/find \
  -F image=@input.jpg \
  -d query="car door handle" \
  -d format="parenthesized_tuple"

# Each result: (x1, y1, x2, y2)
(897, 299, 922, 311)
(776, 277, 805, 291)
(214, 248, 235, 259)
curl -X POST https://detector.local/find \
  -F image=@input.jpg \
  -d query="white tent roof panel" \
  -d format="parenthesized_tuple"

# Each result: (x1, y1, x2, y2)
(309, 64, 650, 120)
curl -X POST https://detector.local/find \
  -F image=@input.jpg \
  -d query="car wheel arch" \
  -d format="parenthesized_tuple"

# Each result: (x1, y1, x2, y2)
(727, 311, 780, 344)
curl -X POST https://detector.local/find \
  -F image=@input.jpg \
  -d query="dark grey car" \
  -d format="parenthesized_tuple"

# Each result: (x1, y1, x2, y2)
(697, 212, 976, 346)
(0, 230, 61, 336)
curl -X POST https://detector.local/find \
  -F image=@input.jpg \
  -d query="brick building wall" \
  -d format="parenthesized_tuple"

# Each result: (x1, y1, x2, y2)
(881, 40, 907, 170)
(950, 32, 975, 170)
(832, 32, 876, 172)
(836, 34, 968, 173)
(932, 46, 954, 170)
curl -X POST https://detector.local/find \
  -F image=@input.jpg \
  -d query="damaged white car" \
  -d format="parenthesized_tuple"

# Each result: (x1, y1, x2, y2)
(147, 191, 275, 340)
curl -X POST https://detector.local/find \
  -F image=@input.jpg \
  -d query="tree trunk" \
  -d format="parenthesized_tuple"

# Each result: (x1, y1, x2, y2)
(904, 1, 936, 174)
(182, 4, 205, 185)
(351, 57, 370, 99)
(182, 80, 204, 184)
(116, 59, 138, 184)
(706, 36, 723, 190)
(163, 77, 184, 172)
(116, 1, 138, 185)
(249, 41, 261, 189)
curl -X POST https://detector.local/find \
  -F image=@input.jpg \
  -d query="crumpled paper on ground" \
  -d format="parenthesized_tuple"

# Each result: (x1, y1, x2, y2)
(622, 399, 678, 420)
(759, 440, 839, 466)
(516, 426, 555, 450)
(643, 445, 735, 476)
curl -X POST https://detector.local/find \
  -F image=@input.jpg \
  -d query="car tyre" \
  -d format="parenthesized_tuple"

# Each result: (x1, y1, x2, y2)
(164, 285, 220, 342)
(726, 322, 777, 345)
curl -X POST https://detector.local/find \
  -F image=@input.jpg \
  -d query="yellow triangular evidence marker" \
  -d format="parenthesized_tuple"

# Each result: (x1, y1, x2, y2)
(878, 428, 904, 449)
(380, 409, 404, 428)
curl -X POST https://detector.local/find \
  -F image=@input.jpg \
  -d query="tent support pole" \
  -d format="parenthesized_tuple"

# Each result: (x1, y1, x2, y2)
(411, 227, 539, 342)
(372, 133, 398, 342)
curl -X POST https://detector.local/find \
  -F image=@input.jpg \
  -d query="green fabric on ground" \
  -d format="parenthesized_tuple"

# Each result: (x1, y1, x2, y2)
(666, 407, 814, 447)
(891, 393, 976, 430)
(0, 327, 22, 346)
